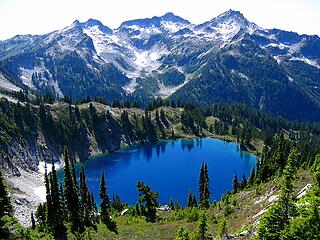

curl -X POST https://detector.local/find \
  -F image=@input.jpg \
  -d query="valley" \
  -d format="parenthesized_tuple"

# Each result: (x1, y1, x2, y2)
(0, 6, 320, 240)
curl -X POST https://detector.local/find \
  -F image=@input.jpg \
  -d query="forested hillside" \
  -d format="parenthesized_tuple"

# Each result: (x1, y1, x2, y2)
(0, 95, 319, 239)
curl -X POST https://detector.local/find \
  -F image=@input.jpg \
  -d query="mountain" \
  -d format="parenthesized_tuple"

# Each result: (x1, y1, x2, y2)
(0, 10, 320, 120)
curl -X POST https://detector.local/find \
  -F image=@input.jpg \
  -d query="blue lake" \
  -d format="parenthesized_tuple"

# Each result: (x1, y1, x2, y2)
(59, 138, 257, 206)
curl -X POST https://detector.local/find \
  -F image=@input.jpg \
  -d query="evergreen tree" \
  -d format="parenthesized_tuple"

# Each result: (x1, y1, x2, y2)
(187, 189, 194, 208)
(111, 194, 123, 212)
(232, 173, 238, 193)
(174, 200, 180, 210)
(50, 159, 64, 235)
(137, 181, 159, 222)
(44, 162, 54, 232)
(248, 166, 255, 186)
(63, 146, 81, 232)
(100, 170, 117, 233)
(241, 173, 247, 189)
(195, 213, 212, 240)
(99, 170, 111, 223)
(79, 165, 90, 226)
(169, 196, 174, 210)
(272, 132, 287, 173)
(31, 212, 35, 230)
(35, 203, 46, 232)
(198, 163, 210, 209)
(256, 148, 298, 240)
(192, 194, 198, 208)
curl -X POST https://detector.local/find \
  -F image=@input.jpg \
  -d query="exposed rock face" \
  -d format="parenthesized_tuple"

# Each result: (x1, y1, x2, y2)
(0, 103, 142, 226)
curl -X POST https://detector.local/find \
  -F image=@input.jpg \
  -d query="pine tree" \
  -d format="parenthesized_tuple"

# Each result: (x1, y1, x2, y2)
(59, 181, 66, 220)
(111, 194, 123, 212)
(100, 170, 117, 233)
(187, 189, 194, 208)
(174, 200, 180, 211)
(169, 196, 174, 210)
(192, 194, 198, 207)
(196, 213, 212, 240)
(35, 203, 46, 232)
(256, 148, 298, 240)
(137, 181, 159, 222)
(50, 159, 64, 234)
(99, 170, 108, 222)
(248, 166, 255, 186)
(199, 163, 210, 209)
(44, 162, 54, 232)
(79, 165, 90, 225)
(279, 148, 298, 222)
(232, 173, 238, 193)
(63, 146, 81, 232)
(241, 173, 247, 189)
(31, 212, 36, 230)
(273, 132, 287, 172)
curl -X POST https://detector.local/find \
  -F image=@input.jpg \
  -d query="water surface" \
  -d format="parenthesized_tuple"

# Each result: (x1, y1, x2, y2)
(60, 138, 257, 206)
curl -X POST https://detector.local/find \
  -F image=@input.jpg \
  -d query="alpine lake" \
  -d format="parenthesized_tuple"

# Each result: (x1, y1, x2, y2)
(58, 137, 257, 206)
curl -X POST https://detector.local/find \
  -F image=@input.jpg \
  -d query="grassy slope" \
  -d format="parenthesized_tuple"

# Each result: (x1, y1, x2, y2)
(64, 170, 312, 239)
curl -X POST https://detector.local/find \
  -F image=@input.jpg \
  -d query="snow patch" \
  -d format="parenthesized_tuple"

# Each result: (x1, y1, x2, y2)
(6, 167, 45, 227)
(38, 161, 61, 175)
(287, 75, 294, 82)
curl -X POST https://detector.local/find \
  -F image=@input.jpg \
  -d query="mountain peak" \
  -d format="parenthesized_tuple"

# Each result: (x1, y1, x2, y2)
(81, 18, 112, 34)
(160, 12, 190, 25)
(219, 9, 244, 18)
(197, 9, 256, 32)
(119, 13, 190, 29)
(214, 9, 248, 24)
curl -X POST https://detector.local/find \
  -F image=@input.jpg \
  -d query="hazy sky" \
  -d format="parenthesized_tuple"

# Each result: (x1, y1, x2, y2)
(0, 0, 319, 40)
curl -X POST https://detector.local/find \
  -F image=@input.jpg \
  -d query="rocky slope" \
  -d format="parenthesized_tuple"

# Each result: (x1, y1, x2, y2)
(0, 100, 183, 226)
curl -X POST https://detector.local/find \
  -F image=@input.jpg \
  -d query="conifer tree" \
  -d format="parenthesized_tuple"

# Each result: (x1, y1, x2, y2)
(111, 194, 123, 212)
(248, 166, 255, 186)
(169, 196, 174, 210)
(241, 173, 247, 189)
(187, 189, 194, 208)
(196, 213, 212, 240)
(31, 212, 35, 230)
(256, 148, 298, 240)
(35, 203, 46, 232)
(174, 200, 180, 210)
(100, 170, 117, 233)
(63, 146, 81, 232)
(192, 194, 198, 207)
(232, 173, 238, 193)
(199, 163, 210, 209)
(137, 181, 159, 222)
(50, 159, 64, 234)
(44, 162, 54, 232)
(79, 165, 90, 225)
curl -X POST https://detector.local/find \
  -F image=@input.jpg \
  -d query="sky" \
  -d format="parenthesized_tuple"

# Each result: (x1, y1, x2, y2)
(0, 0, 319, 40)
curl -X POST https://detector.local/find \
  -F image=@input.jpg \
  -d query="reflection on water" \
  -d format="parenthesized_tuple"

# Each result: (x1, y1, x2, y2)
(58, 137, 257, 206)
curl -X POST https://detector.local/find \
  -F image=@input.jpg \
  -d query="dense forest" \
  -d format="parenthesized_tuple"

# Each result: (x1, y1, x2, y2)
(0, 94, 320, 239)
